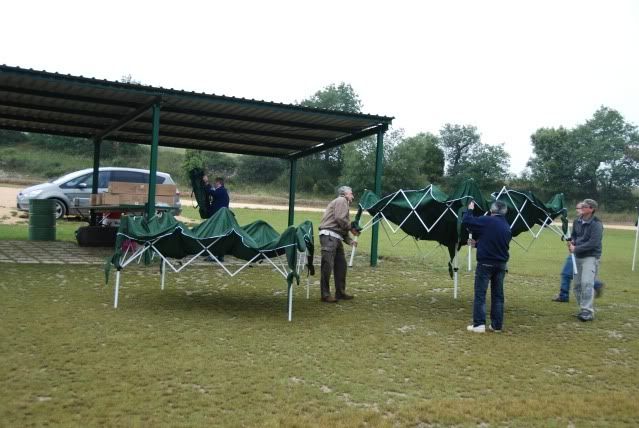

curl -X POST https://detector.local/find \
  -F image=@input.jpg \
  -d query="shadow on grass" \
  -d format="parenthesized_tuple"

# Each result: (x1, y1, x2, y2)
(109, 285, 326, 322)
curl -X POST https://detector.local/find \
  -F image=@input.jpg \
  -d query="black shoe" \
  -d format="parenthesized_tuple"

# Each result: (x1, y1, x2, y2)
(321, 296, 338, 303)
(595, 283, 605, 298)
(552, 294, 569, 302)
(336, 293, 354, 300)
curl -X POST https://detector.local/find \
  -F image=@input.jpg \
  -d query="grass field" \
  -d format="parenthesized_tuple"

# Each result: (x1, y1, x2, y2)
(1, 208, 638, 426)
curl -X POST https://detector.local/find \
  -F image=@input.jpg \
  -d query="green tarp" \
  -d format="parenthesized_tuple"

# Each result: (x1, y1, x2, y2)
(107, 208, 314, 284)
(355, 179, 566, 276)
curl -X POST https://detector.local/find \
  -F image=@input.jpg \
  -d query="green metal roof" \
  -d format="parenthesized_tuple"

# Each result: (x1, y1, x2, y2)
(0, 65, 393, 159)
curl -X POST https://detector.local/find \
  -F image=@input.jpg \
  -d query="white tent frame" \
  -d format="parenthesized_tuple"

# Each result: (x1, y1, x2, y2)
(112, 233, 311, 321)
(352, 187, 568, 298)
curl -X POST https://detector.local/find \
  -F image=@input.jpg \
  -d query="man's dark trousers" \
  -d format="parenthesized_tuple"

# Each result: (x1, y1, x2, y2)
(320, 235, 347, 298)
(473, 263, 506, 330)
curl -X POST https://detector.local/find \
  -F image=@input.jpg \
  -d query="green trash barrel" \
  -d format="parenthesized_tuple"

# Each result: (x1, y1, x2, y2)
(29, 199, 56, 241)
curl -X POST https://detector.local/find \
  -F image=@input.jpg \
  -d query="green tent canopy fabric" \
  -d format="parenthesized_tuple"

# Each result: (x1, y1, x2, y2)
(188, 167, 212, 219)
(109, 208, 314, 273)
(355, 180, 489, 252)
(354, 179, 567, 277)
(492, 188, 568, 238)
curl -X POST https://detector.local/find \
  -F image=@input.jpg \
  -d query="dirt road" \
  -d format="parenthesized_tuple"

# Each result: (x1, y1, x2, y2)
(0, 185, 324, 225)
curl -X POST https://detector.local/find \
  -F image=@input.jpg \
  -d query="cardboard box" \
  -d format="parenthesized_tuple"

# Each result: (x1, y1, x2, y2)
(156, 184, 177, 196)
(155, 196, 175, 205)
(108, 182, 147, 195)
(101, 194, 120, 205)
(118, 194, 146, 205)
(90, 193, 102, 205)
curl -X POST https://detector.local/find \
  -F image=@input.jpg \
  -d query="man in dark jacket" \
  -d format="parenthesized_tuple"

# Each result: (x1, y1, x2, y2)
(462, 200, 512, 333)
(569, 198, 603, 321)
(203, 176, 230, 217)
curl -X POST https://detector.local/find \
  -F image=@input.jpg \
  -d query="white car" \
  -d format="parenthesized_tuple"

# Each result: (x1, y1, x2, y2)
(17, 167, 182, 219)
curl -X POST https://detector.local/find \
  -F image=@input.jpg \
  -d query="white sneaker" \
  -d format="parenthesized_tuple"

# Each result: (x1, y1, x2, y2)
(488, 325, 502, 333)
(466, 324, 486, 333)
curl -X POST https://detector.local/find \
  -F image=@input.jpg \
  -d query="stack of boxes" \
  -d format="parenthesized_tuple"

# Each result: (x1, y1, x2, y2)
(90, 182, 177, 206)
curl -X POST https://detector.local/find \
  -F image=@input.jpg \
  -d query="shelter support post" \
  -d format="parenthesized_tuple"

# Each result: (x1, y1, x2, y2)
(89, 138, 101, 226)
(632, 208, 639, 271)
(288, 159, 297, 226)
(370, 128, 385, 266)
(145, 103, 161, 220)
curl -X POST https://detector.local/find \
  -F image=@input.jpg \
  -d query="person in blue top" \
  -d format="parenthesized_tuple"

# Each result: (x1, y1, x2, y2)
(203, 175, 230, 217)
(202, 175, 230, 263)
(462, 200, 512, 333)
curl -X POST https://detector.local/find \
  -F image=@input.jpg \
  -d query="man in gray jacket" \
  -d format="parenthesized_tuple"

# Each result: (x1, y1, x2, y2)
(569, 198, 604, 321)
(318, 186, 359, 303)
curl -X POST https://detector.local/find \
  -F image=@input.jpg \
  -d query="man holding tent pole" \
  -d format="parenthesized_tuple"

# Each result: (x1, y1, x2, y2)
(318, 186, 359, 303)
(569, 198, 603, 322)
(553, 202, 604, 302)
(462, 200, 512, 333)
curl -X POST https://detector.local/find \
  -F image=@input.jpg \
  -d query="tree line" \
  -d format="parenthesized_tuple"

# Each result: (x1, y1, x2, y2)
(189, 83, 638, 210)
(1, 82, 637, 211)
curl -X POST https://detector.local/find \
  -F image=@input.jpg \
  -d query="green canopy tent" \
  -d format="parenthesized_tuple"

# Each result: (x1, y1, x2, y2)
(352, 180, 567, 297)
(107, 208, 314, 321)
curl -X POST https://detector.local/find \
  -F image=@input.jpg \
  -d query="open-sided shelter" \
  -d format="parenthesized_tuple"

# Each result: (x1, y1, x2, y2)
(0, 65, 394, 264)
(0, 65, 394, 319)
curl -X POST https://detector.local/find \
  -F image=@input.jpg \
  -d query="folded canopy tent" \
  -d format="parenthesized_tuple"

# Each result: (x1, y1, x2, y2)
(107, 208, 314, 321)
(0, 64, 393, 263)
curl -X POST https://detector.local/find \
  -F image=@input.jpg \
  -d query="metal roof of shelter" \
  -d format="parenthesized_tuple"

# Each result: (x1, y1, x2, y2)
(0, 65, 393, 159)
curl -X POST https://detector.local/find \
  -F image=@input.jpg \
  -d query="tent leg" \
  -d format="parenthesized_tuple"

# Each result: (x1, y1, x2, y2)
(632, 213, 639, 271)
(287, 282, 293, 322)
(306, 277, 310, 300)
(161, 260, 166, 290)
(114, 270, 121, 308)
(467, 233, 472, 271)
(348, 237, 358, 267)
(454, 248, 459, 299)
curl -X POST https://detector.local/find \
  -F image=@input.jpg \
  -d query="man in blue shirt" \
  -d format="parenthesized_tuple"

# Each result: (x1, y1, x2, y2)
(462, 200, 512, 333)
(203, 176, 230, 217)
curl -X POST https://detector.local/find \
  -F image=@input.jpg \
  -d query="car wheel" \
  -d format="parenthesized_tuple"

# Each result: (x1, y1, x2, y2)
(51, 198, 67, 219)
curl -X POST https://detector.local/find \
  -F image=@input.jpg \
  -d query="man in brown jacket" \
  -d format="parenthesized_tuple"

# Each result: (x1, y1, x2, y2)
(318, 186, 359, 303)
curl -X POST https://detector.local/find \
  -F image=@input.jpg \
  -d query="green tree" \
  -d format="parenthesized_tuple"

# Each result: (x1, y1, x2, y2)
(527, 106, 639, 210)
(182, 149, 237, 183)
(297, 82, 363, 192)
(384, 132, 445, 190)
(340, 128, 403, 195)
(574, 106, 639, 208)
(527, 126, 577, 192)
(0, 130, 28, 144)
(461, 143, 511, 190)
(236, 155, 287, 183)
(439, 124, 481, 177)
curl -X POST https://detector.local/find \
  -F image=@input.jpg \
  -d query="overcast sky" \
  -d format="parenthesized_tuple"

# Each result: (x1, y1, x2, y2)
(2, 0, 638, 173)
